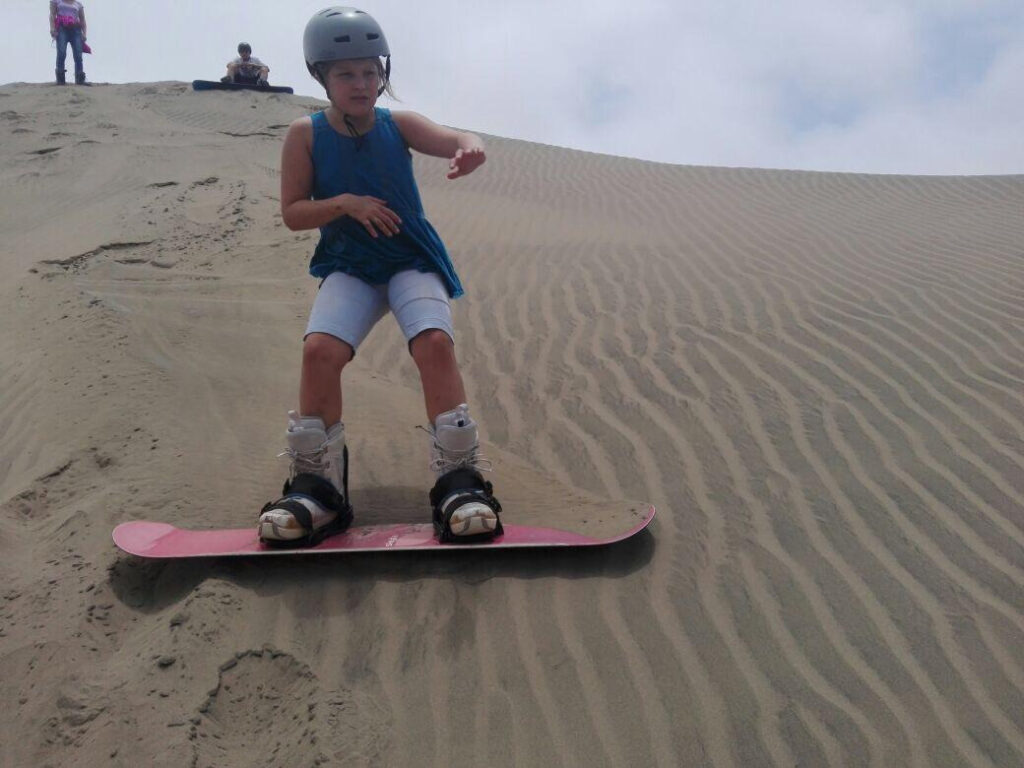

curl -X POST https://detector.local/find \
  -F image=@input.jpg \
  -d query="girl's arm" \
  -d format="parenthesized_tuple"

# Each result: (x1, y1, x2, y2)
(80, 6, 87, 38)
(279, 118, 401, 237)
(49, 2, 57, 37)
(392, 111, 486, 179)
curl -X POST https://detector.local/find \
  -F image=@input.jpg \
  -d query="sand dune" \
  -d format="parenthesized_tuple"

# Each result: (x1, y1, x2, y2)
(1, 81, 1022, 767)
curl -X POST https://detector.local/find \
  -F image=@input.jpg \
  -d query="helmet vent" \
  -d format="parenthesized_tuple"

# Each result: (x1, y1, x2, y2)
(367, 33, 380, 40)
(334, 35, 351, 43)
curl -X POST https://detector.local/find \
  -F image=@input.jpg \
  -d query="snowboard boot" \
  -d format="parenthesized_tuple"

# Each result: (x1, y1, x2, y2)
(427, 404, 503, 542)
(75, 71, 89, 86)
(258, 411, 353, 546)
(55, 69, 66, 85)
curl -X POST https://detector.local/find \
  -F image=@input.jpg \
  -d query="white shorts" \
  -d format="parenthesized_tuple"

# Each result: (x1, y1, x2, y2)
(305, 269, 454, 353)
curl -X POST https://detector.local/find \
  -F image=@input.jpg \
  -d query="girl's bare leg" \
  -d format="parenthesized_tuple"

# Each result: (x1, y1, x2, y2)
(299, 332, 354, 426)
(412, 330, 499, 539)
(410, 329, 466, 423)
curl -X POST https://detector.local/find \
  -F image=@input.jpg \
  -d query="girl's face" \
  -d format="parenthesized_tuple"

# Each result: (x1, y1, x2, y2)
(324, 59, 381, 116)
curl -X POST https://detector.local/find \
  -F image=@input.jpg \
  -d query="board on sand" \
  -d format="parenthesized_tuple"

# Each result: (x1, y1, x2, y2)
(192, 79, 294, 94)
(112, 504, 654, 558)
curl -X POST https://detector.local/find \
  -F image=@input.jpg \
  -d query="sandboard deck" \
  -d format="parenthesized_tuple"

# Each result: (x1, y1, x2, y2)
(192, 79, 294, 94)
(113, 505, 654, 558)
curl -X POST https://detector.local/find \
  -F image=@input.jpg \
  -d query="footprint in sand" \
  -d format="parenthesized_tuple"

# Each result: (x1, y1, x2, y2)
(38, 241, 157, 274)
(192, 649, 392, 768)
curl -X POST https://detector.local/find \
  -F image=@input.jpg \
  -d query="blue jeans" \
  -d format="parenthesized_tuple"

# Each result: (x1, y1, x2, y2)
(55, 25, 84, 75)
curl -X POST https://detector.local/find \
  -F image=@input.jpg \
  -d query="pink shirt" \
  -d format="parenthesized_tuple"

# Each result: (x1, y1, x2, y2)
(51, 1, 83, 25)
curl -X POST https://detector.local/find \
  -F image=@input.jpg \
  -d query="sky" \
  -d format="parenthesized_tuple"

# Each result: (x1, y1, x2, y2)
(4, 0, 1023, 175)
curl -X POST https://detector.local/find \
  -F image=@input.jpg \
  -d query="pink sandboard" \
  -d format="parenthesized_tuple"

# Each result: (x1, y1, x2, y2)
(112, 505, 655, 558)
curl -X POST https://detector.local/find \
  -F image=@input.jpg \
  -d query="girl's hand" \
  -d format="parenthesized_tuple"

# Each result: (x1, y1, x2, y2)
(447, 147, 485, 179)
(344, 194, 402, 238)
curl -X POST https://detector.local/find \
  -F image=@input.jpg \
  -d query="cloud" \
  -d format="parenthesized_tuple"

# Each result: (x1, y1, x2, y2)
(3, 0, 1022, 174)
(781, 36, 1024, 174)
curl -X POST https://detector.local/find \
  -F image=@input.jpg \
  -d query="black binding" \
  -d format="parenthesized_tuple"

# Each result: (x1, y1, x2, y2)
(259, 471, 353, 548)
(429, 468, 503, 544)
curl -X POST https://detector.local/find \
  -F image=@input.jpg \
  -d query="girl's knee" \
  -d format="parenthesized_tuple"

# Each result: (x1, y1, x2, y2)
(410, 329, 454, 365)
(303, 333, 353, 372)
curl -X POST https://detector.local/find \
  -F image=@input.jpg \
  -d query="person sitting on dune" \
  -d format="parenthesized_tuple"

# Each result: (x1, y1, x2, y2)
(222, 42, 271, 86)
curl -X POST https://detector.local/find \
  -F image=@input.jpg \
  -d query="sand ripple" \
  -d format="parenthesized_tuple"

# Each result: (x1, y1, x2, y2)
(1, 82, 1021, 767)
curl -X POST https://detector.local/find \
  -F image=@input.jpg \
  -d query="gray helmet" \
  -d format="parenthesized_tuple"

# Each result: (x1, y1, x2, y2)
(304, 7, 390, 69)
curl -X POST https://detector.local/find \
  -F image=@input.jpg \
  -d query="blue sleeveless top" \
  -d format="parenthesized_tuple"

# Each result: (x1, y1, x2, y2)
(308, 108, 463, 298)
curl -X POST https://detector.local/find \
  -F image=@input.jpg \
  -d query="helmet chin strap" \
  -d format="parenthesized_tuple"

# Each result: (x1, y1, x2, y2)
(342, 113, 363, 148)
(314, 72, 364, 146)
(319, 54, 390, 150)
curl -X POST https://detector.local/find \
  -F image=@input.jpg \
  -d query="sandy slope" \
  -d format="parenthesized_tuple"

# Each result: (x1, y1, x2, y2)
(1, 81, 1022, 768)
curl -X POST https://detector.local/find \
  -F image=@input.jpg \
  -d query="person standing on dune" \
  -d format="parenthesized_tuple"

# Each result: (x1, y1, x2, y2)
(49, 0, 88, 85)
(257, 6, 503, 547)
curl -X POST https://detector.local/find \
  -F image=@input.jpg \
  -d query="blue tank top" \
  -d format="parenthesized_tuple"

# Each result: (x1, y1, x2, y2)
(308, 108, 463, 298)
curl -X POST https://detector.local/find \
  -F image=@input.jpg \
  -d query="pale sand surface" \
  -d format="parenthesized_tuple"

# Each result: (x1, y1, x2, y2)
(1, 81, 1022, 767)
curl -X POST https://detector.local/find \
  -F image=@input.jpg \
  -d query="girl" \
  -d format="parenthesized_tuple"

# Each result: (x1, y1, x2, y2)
(257, 7, 503, 546)
(49, 0, 88, 85)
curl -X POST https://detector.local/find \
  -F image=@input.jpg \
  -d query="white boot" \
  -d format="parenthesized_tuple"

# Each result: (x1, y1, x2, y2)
(427, 405, 501, 539)
(429, 404, 488, 475)
(258, 411, 350, 543)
